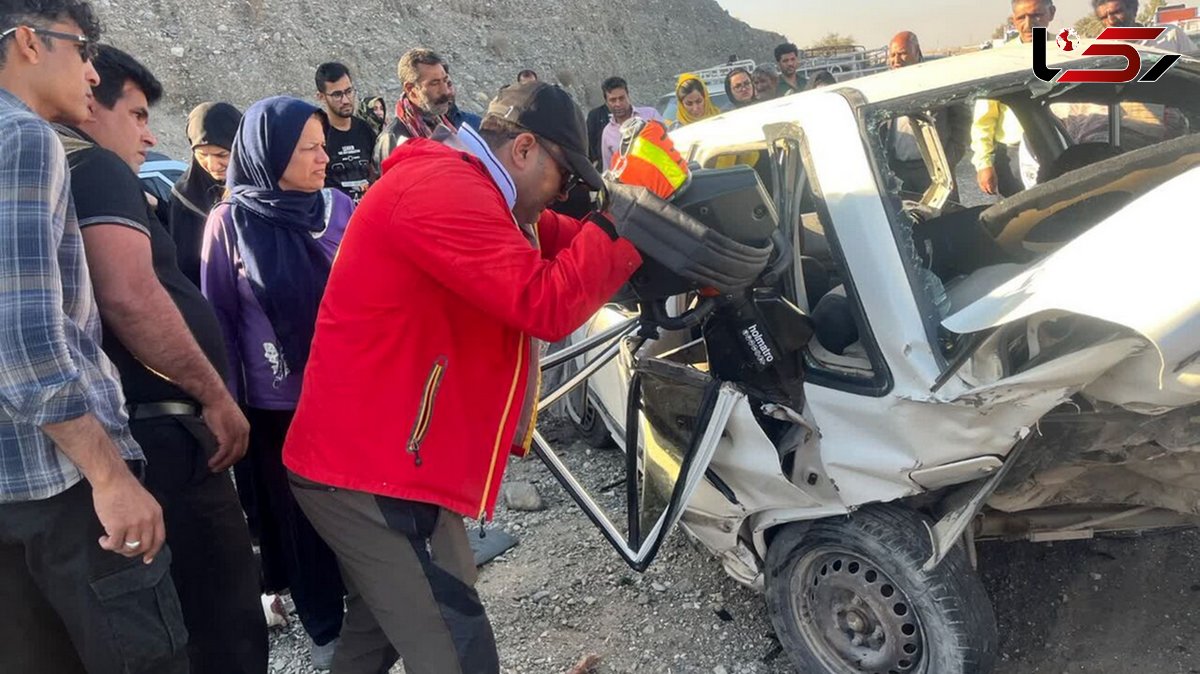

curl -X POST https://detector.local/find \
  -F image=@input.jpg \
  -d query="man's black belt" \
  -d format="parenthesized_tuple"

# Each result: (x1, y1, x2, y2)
(127, 400, 201, 420)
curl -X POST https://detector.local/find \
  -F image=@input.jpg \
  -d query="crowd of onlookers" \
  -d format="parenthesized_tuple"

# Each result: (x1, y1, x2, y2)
(298, 40, 832, 206)
(0, 0, 638, 668)
(1, 0, 1196, 673)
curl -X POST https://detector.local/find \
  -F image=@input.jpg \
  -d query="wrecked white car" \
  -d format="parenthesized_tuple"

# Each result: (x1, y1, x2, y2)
(535, 43, 1200, 674)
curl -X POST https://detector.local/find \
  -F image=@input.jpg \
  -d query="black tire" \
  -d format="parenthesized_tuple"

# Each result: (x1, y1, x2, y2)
(765, 505, 998, 674)
(562, 360, 616, 449)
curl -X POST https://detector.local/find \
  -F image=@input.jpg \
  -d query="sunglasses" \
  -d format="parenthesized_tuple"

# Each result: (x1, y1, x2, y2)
(535, 137, 582, 194)
(0, 25, 96, 61)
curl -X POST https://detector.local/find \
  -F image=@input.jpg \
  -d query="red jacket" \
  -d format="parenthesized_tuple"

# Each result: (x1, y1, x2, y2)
(283, 138, 642, 520)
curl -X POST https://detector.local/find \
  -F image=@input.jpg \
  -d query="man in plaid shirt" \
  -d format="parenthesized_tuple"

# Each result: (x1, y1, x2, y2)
(0, 1, 189, 672)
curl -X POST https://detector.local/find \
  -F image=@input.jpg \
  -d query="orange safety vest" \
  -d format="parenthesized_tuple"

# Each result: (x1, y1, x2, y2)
(607, 118, 690, 201)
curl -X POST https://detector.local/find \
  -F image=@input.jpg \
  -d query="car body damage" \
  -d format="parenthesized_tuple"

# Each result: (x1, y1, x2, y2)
(990, 402, 1200, 515)
(545, 41, 1200, 673)
(930, 168, 1200, 519)
(943, 167, 1200, 411)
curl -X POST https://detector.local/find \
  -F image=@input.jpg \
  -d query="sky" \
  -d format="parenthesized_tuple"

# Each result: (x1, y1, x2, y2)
(714, 0, 1101, 50)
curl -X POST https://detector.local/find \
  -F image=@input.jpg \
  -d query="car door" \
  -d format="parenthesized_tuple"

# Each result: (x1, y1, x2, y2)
(532, 124, 806, 571)
(535, 332, 743, 571)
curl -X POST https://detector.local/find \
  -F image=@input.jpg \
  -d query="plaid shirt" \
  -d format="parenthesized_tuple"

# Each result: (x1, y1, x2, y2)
(0, 89, 141, 503)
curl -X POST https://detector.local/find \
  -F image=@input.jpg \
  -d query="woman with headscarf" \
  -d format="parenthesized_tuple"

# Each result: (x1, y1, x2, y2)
(674, 73, 721, 126)
(201, 96, 351, 669)
(724, 67, 757, 109)
(169, 102, 241, 287)
(357, 95, 386, 136)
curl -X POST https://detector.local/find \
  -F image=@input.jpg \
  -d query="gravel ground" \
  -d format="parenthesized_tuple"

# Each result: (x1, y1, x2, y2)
(267, 419, 1200, 674)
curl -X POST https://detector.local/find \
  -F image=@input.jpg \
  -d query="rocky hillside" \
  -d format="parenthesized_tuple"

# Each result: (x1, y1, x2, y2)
(93, 0, 783, 155)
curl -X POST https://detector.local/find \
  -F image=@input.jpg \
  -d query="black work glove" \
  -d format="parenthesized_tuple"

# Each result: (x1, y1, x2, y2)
(593, 180, 664, 239)
(593, 180, 775, 295)
(586, 212, 619, 241)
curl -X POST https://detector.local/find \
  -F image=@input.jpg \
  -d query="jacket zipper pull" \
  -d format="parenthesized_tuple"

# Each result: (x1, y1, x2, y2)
(479, 515, 487, 538)
(408, 443, 423, 467)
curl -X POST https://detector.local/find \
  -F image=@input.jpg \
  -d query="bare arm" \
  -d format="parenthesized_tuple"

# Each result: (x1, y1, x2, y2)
(0, 120, 165, 562)
(81, 224, 248, 470)
(41, 415, 165, 562)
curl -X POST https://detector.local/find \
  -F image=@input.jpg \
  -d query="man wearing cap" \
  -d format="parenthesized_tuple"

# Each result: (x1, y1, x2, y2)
(283, 82, 643, 673)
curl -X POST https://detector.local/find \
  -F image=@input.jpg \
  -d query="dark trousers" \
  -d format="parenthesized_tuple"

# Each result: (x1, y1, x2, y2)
(131, 413, 268, 673)
(992, 143, 1026, 197)
(243, 407, 345, 645)
(290, 472, 498, 674)
(0, 478, 190, 674)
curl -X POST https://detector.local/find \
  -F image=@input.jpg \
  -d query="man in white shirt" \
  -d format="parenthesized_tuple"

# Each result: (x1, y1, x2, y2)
(598, 76, 663, 170)
(1092, 0, 1198, 53)
(883, 31, 970, 195)
(1046, 1, 1195, 162)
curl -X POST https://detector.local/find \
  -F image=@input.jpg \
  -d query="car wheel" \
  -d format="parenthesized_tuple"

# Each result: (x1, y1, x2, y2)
(563, 361, 616, 449)
(765, 506, 998, 674)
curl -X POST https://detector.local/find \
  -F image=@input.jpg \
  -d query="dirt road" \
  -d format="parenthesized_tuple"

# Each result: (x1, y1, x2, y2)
(270, 421, 1200, 673)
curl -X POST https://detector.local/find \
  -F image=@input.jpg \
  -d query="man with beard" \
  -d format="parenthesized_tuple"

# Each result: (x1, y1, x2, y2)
(1092, 0, 1196, 53)
(284, 81, 643, 674)
(373, 48, 453, 170)
(445, 66, 482, 131)
(1041, 0, 1194, 159)
(316, 62, 378, 201)
(752, 65, 779, 101)
(774, 42, 806, 95)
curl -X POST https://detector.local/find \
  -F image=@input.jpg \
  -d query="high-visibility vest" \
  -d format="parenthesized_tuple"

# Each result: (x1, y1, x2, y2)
(607, 118, 690, 201)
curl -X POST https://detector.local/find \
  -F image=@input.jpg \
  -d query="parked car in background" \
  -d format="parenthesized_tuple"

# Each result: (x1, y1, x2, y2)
(138, 150, 187, 207)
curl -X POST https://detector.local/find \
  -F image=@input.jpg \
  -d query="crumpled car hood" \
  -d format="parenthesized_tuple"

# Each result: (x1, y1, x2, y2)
(943, 167, 1200, 412)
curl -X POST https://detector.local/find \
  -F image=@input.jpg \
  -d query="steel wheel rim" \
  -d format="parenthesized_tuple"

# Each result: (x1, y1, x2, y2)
(578, 393, 599, 431)
(790, 547, 926, 674)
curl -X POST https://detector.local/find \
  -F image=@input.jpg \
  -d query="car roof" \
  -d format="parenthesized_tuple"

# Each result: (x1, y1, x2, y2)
(828, 40, 1153, 104)
(668, 42, 1197, 149)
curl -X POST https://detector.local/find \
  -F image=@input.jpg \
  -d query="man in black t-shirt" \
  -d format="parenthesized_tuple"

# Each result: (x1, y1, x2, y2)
(316, 61, 378, 201)
(58, 46, 268, 673)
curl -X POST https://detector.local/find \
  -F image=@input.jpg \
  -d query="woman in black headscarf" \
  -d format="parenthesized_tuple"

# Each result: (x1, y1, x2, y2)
(168, 102, 242, 287)
(724, 67, 757, 109)
(356, 95, 386, 135)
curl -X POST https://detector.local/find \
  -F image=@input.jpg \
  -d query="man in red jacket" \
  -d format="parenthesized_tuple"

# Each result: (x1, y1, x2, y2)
(283, 82, 642, 673)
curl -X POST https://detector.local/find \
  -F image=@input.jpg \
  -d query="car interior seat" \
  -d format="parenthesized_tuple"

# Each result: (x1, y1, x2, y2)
(979, 133, 1200, 255)
(1036, 142, 1123, 184)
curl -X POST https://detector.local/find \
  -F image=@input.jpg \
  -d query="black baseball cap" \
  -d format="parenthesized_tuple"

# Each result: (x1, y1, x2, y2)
(485, 82, 603, 191)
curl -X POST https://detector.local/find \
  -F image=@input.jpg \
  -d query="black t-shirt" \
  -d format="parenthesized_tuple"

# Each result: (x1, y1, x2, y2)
(61, 129, 230, 404)
(325, 116, 377, 199)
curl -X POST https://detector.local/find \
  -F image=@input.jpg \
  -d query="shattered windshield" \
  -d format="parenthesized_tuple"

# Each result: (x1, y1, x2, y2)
(860, 57, 1200, 363)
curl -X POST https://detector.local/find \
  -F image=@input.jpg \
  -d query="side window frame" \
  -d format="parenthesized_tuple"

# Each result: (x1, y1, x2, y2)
(762, 122, 894, 396)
